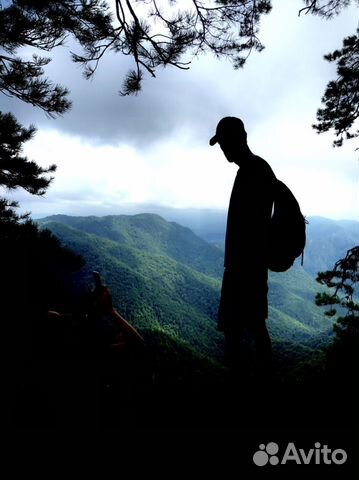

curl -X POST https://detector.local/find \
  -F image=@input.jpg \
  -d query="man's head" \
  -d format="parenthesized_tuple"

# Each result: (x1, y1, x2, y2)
(209, 116, 248, 164)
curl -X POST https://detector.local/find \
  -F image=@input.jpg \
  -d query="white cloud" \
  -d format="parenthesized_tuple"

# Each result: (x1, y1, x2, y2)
(6, 122, 357, 221)
(3, 0, 359, 221)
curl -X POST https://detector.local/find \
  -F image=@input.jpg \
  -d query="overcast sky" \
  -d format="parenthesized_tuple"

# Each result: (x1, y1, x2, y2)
(2, 0, 359, 220)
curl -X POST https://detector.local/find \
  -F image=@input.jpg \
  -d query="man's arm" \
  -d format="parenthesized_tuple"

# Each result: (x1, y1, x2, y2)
(111, 307, 145, 345)
(97, 285, 144, 345)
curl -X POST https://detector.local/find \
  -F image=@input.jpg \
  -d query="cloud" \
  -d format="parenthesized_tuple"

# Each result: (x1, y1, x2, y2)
(2, 0, 358, 220)
(1, 44, 228, 148)
(4, 123, 357, 221)
(5, 0, 356, 148)
(12, 128, 235, 209)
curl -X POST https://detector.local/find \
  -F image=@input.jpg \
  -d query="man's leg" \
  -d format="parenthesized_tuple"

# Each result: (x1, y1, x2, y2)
(248, 319, 272, 381)
(224, 326, 257, 381)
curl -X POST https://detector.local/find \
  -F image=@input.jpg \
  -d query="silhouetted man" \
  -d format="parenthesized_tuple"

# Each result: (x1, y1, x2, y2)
(210, 116, 276, 379)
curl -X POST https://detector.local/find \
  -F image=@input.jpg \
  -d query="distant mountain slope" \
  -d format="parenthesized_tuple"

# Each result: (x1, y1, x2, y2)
(43, 214, 223, 278)
(269, 269, 329, 329)
(304, 216, 359, 276)
(39, 219, 223, 358)
(78, 205, 358, 275)
(39, 214, 333, 357)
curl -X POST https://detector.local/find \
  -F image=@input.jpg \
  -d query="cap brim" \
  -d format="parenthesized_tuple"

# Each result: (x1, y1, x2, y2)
(209, 135, 217, 146)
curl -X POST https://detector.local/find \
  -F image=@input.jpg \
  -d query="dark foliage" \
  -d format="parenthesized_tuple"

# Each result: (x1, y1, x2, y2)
(0, 0, 273, 97)
(298, 1, 359, 147)
(316, 246, 359, 396)
(0, 111, 56, 195)
(299, 0, 355, 17)
(0, 0, 114, 214)
(110, 0, 272, 94)
(0, 0, 113, 113)
(0, 217, 84, 318)
(316, 245, 359, 326)
(313, 29, 359, 147)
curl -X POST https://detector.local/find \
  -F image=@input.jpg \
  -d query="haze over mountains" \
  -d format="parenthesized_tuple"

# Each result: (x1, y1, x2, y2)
(38, 211, 358, 361)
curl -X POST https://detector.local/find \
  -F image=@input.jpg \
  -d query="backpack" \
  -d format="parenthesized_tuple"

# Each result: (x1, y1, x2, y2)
(268, 179, 307, 272)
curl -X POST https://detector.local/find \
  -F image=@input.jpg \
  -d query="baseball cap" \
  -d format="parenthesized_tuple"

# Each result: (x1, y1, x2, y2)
(209, 116, 247, 146)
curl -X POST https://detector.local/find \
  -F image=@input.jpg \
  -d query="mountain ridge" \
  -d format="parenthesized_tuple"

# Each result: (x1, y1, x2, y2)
(40, 211, 359, 276)
(41, 213, 223, 278)
(38, 213, 334, 358)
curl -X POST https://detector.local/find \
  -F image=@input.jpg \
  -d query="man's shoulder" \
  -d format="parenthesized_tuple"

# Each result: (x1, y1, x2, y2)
(249, 154, 276, 179)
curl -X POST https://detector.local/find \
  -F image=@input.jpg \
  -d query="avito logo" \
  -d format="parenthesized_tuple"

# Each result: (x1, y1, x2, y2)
(253, 443, 280, 466)
(253, 442, 347, 466)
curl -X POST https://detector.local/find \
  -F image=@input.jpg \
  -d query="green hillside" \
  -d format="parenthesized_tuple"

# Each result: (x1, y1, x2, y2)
(39, 214, 333, 360)
(40, 220, 223, 358)
(44, 214, 223, 278)
(269, 269, 331, 330)
(103, 206, 359, 276)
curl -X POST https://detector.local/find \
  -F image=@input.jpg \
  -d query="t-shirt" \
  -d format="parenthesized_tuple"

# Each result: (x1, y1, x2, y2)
(224, 154, 276, 274)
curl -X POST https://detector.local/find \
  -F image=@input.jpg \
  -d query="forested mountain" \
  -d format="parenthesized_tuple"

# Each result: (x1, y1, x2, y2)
(40, 213, 223, 278)
(38, 213, 335, 359)
(82, 205, 358, 274)
(304, 216, 359, 276)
